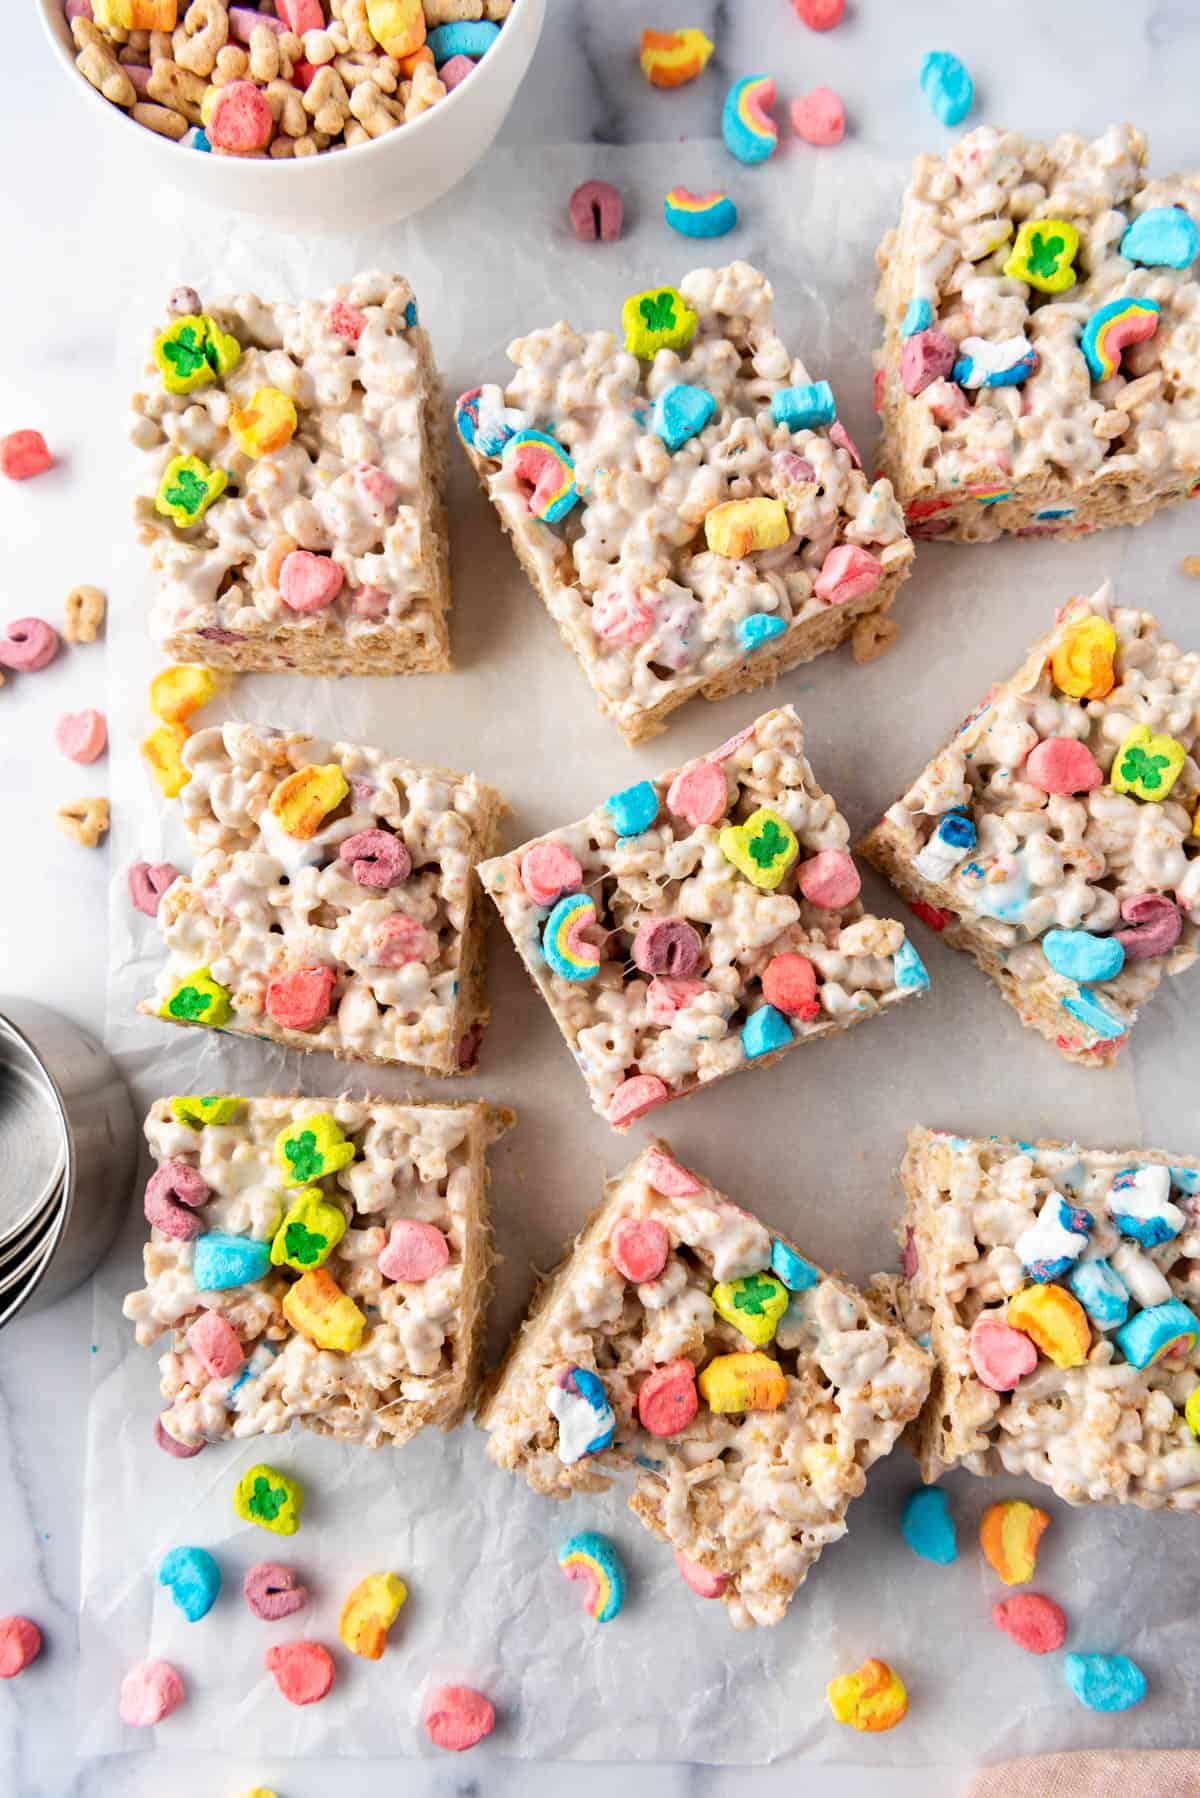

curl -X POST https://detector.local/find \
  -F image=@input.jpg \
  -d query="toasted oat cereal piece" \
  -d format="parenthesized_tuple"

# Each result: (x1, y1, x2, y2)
(478, 1141, 932, 1629)
(56, 797, 111, 847)
(63, 585, 107, 644)
(874, 124, 1200, 542)
(479, 704, 928, 1128)
(130, 274, 451, 675)
(897, 1126, 1200, 1512)
(123, 1093, 511, 1447)
(859, 582, 1200, 1065)
(140, 719, 504, 1075)
(457, 261, 914, 745)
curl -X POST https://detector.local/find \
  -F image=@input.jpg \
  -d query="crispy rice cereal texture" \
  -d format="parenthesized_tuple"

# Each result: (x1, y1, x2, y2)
(899, 1127, 1200, 1510)
(457, 261, 914, 745)
(141, 720, 504, 1076)
(859, 583, 1200, 1065)
(875, 124, 1200, 542)
(478, 1140, 932, 1629)
(131, 274, 451, 674)
(479, 705, 930, 1128)
(124, 1095, 512, 1449)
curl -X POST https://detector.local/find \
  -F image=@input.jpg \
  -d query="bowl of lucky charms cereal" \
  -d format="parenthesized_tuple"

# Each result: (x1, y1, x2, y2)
(38, 0, 546, 230)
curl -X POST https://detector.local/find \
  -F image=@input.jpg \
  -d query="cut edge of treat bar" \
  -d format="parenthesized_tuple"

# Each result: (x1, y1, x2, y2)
(462, 441, 915, 746)
(306, 1097, 515, 1446)
(142, 784, 507, 1078)
(150, 332, 453, 678)
(897, 1123, 1200, 1495)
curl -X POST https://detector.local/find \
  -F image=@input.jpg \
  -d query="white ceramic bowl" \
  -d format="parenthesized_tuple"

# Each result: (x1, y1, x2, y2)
(37, 0, 545, 232)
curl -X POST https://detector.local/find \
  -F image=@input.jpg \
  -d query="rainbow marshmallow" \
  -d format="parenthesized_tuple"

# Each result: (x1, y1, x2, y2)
(557, 1531, 626, 1622)
(722, 76, 778, 165)
(503, 429, 578, 524)
(542, 893, 601, 981)
(1081, 297, 1160, 382)
(664, 187, 738, 239)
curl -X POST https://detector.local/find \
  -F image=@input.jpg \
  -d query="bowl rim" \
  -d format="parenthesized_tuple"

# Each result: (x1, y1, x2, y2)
(0, 1009, 75, 1325)
(36, 0, 545, 182)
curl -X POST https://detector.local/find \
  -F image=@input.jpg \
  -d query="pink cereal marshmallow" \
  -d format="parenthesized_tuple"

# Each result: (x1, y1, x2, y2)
(796, 848, 861, 909)
(186, 1310, 244, 1379)
(155, 1415, 206, 1458)
(0, 431, 52, 481)
(425, 1684, 495, 1752)
(54, 709, 107, 765)
(609, 1216, 670, 1283)
(119, 1659, 184, 1728)
(339, 829, 412, 889)
(144, 1160, 212, 1241)
(228, 6, 284, 41)
(992, 1593, 1067, 1655)
(901, 329, 957, 397)
(127, 860, 180, 917)
(674, 1550, 729, 1598)
(793, 0, 843, 27)
(774, 450, 816, 486)
(0, 1618, 42, 1679)
(244, 1562, 309, 1622)
(519, 841, 582, 906)
(637, 1358, 698, 1437)
(1024, 737, 1103, 795)
(278, 550, 344, 614)
(354, 464, 400, 512)
(813, 545, 883, 606)
(328, 301, 367, 343)
(266, 966, 336, 1031)
(829, 420, 862, 468)
(0, 617, 59, 672)
(208, 80, 274, 156)
(969, 1314, 1038, 1392)
(569, 178, 625, 242)
(791, 86, 845, 145)
(378, 1219, 450, 1283)
(372, 914, 437, 967)
(591, 588, 654, 643)
(440, 52, 476, 90)
(644, 1147, 702, 1197)
(762, 952, 820, 1019)
(902, 1225, 919, 1280)
(666, 761, 728, 828)
(1116, 892, 1183, 961)
(645, 976, 707, 1025)
(265, 1641, 334, 1707)
(353, 584, 390, 619)
(275, 0, 325, 30)
(606, 1073, 670, 1127)
(926, 379, 970, 427)
(631, 918, 702, 978)
(64, 0, 94, 20)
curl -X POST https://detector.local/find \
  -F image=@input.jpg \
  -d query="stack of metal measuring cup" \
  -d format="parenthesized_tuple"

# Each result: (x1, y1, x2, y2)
(0, 999, 137, 1328)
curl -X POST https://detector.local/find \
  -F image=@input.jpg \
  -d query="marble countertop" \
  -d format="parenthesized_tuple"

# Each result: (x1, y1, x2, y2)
(3, 1, 1198, 1792)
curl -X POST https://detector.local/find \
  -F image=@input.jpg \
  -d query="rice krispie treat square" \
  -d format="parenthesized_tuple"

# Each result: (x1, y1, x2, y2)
(478, 1140, 932, 1628)
(456, 260, 914, 745)
(131, 272, 450, 674)
(875, 123, 1200, 542)
(478, 704, 930, 1128)
(141, 720, 505, 1076)
(859, 583, 1200, 1066)
(125, 1094, 511, 1451)
(898, 1126, 1200, 1511)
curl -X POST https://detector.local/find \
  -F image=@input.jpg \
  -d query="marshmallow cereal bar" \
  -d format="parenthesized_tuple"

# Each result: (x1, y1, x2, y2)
(875, 124, 1200, 542)
(478, 704, 930, 1129)
(141, 720, 504, 1075)
(457, 260, 914, 745)
(131, 273, 450, 674)
(478, 1141, 932, 1629)
(124, 1093, 511, 1450)
(859, 583, 1200, 1065)
(898, 1126, 1200, 1511)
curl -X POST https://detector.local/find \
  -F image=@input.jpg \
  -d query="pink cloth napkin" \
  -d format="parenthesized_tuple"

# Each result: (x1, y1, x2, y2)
(967, 1751, 1200, 1797)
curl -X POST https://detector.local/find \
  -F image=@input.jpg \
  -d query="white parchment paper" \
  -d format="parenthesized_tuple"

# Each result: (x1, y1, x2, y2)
(80, 140, 1200, 1765)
